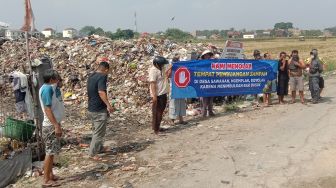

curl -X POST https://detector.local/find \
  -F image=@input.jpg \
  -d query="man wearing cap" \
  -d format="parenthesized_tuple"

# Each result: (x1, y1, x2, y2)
(87, 61, 114, 160)
(148, 56, 170, 134)
(200, 50, 215, 117)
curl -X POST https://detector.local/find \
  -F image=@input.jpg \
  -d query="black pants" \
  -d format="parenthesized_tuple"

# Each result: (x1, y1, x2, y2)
(152, 94, 168, 132)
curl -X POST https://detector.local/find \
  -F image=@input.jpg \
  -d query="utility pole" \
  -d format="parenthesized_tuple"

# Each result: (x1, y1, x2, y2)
(134, 11, 138, 33)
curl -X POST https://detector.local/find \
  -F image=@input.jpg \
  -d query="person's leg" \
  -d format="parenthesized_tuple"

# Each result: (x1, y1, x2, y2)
(298, 76, 305, 104)
(319, 76, 324, 96)
(89, 111, 108, 156)
(299, 91, 304, 103)
(208, 97, 215, 116)
(201, 97, 207, 117)
(44, 155, 53, 183)
(291, 91, 296, 103)
(168, 98, 176, 122)
(152, 99, 158, 133)
(157, 94, 168, 131)
(267, 94, 272, 105)
(289, 77, 296, 103)
(311, 77, 320, 103)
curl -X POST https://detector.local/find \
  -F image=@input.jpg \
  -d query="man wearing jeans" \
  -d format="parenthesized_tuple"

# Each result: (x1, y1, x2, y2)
(87, 61, 114, 159)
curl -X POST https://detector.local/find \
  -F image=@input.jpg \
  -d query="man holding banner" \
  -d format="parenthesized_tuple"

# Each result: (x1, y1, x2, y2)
(200, 50, 215, 117)
(171, 52, 278, 107)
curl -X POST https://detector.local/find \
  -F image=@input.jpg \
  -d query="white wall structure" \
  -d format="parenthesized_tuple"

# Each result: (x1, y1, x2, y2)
(243, 34, 255, 39)
(63, 28, 78, 38)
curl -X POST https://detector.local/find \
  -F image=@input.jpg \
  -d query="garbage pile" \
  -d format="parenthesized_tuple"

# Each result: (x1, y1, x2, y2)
(0, 36, 213, 128)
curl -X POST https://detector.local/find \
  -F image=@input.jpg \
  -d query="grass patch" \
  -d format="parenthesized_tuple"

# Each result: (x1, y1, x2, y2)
(224, 101, 244, 112)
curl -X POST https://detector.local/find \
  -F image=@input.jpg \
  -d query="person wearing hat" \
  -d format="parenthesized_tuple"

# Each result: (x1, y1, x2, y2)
(200, 50, 215, 117)
(148, 56, 170, 134)
(306, 49, 323, 103)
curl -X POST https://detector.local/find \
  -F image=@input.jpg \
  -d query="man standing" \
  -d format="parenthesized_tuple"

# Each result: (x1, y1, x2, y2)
(167, 54, 187, 125)
(149, 56, 169, 134)
(253, 50, 262, 105)
(39, 69, 65, 187)
(87, 61, 114, 160)
(277, 52, 289, 104)
(306, 49, 323, 103)
(200, 50, 215, 117)
(288, 50, 306, 104)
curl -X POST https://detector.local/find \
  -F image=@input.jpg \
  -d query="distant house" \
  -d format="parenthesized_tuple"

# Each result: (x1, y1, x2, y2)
(274, 29, 286, 37)
(262, 30, 271, 37)
(227, 31, 241, 39)
(5, 29, 24, 40)
(288, 28, 301, 37)
(63, 28, 78, 38)
(210, 34, 221, 40)
(196, 36, 207, 40)
(323, 30, 333, 37)
(42, 28, 56, 38)
(0, 22, 9, 37)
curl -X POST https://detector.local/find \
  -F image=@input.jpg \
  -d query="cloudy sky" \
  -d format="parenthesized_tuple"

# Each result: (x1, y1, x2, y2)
(0, 0, 335, 32)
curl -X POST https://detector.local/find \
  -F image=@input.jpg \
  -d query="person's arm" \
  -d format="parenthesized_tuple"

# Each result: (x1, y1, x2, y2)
(41, 87, 62, 137)
(320, 58, 327, 71)
(99, 90, 113, 113)
(150, 82, 157, 103)
(298, 60, 306, 69)
(44, 107, 62, 137)
(166, 64, 173, 78)
(148, 68, 158, 103)
(280, 60, 286, 71)
(98, 76, 113, 113)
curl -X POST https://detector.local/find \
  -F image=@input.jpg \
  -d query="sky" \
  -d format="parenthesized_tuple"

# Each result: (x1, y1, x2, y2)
(0, 0, 335, 33)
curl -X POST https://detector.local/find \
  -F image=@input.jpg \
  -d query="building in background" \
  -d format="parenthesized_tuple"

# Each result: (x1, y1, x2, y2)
(0, 21, 10, 37)
(5, 29, 24, 40)
(63, 28, 78, 38)
(42, 28, 56, 38)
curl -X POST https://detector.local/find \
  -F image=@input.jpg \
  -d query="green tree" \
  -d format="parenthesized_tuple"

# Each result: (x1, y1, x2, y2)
(79, 26, 96, 36)
(113, 29, 134, 39)
(94, 27, 105, 36)
(301, 30, 323, 37)
(165, 28, 193, 40)
(325, 26, 336, 36)
(274, 22, 293, 30)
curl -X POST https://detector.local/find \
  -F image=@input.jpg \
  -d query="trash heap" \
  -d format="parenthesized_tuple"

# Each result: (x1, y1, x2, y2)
(0, 36, 212, 129)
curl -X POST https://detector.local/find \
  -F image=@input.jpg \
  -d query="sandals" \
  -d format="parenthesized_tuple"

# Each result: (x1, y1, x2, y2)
(177, 121, 188, 125)
(51, 175, 64, 181)
(89, 156, 103, 161)
(42, 181, 61, 187)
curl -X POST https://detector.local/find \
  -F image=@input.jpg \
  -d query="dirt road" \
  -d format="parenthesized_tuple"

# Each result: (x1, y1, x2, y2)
(15, 77, 336, 188)
(132, 77, 336, 188)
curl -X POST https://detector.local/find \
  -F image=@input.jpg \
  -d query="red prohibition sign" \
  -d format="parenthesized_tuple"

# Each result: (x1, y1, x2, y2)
(174, 67, 191, 88)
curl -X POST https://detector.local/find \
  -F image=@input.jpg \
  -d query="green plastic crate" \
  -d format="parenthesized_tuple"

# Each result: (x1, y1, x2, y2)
(3, 117, 36, 141)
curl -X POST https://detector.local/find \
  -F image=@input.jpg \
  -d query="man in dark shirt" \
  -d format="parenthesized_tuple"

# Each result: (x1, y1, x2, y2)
(87, 61, 114, 159)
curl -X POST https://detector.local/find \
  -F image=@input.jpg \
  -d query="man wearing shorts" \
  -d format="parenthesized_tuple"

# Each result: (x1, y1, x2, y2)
(39, 69, 65, 187)
(288, 50, 306, 104)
